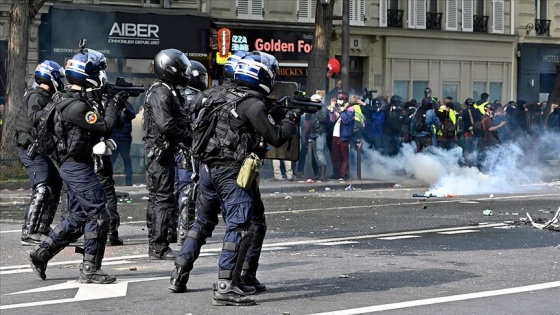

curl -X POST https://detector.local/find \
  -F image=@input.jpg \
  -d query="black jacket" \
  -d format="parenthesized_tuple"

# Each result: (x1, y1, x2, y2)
(15, 87, 52, 148)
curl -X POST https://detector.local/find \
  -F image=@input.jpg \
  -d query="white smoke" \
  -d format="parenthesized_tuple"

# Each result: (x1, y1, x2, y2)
(358, 131, 559, 196)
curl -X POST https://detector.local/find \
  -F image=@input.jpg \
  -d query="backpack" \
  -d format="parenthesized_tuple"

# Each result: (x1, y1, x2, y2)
(467, 108, 484, 137)
(441, 118, 456, 137)
(190, 88, 250, 160)
(412, 110, 429, 133)
(28, 93, 74, 159)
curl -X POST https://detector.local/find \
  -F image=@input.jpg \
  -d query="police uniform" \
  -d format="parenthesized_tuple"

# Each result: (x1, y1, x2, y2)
(28, 88, 118, 283)
(170, 85, 298, 304)
(143, 79, 191, 259)
(16, 87, 62, 244)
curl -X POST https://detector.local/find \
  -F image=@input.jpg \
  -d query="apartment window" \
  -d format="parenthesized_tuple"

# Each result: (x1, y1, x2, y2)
(142, 0, 162, 7)
(442, 83, 459, 104)
(413, 81, 429, 101)
(389, 0, 399, 10)
(536, 0, 547, 20)
(427, 0, 437, 12)
(473, 82, 487, 101)
(237, 0, 264, 20)
(475, 0, 484, 16)
(350, 0, 366, 26)
(298, 0, 316, 23)
(489, 82, 502, 103)
(394, 81, 410, 101)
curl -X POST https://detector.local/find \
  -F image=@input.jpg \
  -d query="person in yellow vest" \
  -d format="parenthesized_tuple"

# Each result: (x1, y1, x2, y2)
(474, 92, 489, 115)
(435, 101, 458, 150)
(350, 95, 366, 141)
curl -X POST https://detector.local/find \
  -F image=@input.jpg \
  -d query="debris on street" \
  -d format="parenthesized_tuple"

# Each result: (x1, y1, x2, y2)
(526, 207, 560, 231)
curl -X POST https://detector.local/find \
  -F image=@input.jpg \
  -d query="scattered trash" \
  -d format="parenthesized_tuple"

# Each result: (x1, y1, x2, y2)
(285, 196, 293, 200)
(129, 267, 137, 271)
(127, 216, 133, 219)
(512, 212, 519, 216)
(413, 193, 441, 198)
(283, 312, 291, 315)
(13, 201, 24, 205)
(445, 194, 460, 198)
(393, 184, 402, 188)
(338, 274, 349, 278)
(483, 210, 493, 216)
(325, 187, 331, 192)
(422, 205, 428, 209)
(489, 194, 494, 198)
(345, 185, 355, 191)
(526, 207, 560, 231)
(142, 196, 150, 200)
(306, 179, 314, 183)
(309, 189, 316, 193)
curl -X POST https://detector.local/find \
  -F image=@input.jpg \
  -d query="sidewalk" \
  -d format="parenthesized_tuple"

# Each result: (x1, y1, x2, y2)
(0, 177, 398, 206)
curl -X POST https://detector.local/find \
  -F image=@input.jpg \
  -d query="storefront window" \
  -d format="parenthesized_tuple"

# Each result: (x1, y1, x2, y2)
(473, 82, 487, 101)
(489, 82, 502, 103)
(393, 80, 409, 101)
(442, 83, 459, 103)
(413, 80, 428, 101)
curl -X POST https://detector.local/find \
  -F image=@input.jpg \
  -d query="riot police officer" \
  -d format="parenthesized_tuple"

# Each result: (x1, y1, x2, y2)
(27, 48, 120, 284)
(174, 60, 208, 246)
(168, 52, 301, 306)
(143, 48, 192, 260)
(16, 60, 65, 245)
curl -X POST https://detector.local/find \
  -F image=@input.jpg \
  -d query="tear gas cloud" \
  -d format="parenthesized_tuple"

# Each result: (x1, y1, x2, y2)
(358, 131, 560, 196)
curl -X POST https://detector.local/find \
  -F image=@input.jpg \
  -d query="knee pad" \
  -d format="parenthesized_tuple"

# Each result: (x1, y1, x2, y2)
(24, 183, 52, 234)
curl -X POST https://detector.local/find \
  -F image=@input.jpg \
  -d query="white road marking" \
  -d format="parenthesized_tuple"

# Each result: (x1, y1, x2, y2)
(308, 281, 560, 315)
(315, 241, 359, 245)
(437, 230, 480, 235)
(1, 276, 167, 310)
(1, 224, 506, 273)
(377, 235, 422, 240)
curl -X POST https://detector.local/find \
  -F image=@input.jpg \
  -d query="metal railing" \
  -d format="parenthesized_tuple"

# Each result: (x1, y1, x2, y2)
(473, 15, 489, 33)
(387, 9, 404, 28)
(535, 19, 551, 36)
(426, 12, 442, 30)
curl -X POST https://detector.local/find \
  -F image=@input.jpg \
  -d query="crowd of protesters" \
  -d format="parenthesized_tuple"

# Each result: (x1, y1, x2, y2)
(289, 84, 560, 181)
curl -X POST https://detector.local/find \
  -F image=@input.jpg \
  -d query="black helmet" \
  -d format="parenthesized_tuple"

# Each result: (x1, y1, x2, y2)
(390, 95, 402, 104)
(187, 60, 208, 91)
(465, 98, 475, 106)
(153, 48, 191, 86)
(424, 87, 432, 98)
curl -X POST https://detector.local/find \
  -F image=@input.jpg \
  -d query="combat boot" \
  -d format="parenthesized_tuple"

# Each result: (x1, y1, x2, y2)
(27, 247, 50, 280)
(168, 265, 189, 293)
(21, 233, 43, 246)
(79, 261, 116, 284)
(107, 230, 124, 246)
(148, 246, 177, 260)
(236, 278, 257, 295)
(241, 270, 267, 292)
(212, 279, 256, 306)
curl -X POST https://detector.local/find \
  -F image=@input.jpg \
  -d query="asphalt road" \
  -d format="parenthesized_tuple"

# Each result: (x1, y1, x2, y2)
(1, 185, 559, 315)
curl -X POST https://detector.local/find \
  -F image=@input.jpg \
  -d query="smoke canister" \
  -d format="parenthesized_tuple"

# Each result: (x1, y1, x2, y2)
(483, 209, 493, 216)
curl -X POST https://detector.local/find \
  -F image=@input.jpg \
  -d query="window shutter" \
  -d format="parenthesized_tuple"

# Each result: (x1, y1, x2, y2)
(408, 0, 416, 28)
(237, 0, 249, 16)
(446, 0, 458, 30)
(251, 0, 263, 18)
(492, 0, 504, 34)
(298, 0, 311, 22)
(311, 0, 317, 20)
(462, 0, 474, 32)
(416, 0, 427, 29)
(379, 0, 388, 27)
(350, 0, 365, 26)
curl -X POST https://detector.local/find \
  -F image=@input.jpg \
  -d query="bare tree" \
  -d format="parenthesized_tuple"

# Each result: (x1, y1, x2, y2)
(306, 0, 334, 98)
(0, 0, 46, 161)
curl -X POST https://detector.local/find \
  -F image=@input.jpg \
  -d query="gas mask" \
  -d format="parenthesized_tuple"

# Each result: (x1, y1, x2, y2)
(337, 99, 344, 106)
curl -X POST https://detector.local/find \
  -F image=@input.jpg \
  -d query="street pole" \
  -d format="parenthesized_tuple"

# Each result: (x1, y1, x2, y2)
(341, 0, 350, 94)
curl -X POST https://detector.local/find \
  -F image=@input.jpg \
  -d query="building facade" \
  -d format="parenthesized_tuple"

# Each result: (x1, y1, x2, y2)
(1, 0, 559, 104)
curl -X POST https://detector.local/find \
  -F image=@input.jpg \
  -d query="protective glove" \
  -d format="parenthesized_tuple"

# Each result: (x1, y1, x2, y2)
(107, 91, 128, 110)
(105, 139, 117, 150)
(286, 109, 302, 124)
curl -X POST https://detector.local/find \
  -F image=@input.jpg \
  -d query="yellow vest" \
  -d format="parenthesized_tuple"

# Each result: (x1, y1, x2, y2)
(474, 101, 488, 115)
(352, 104, 365, 128)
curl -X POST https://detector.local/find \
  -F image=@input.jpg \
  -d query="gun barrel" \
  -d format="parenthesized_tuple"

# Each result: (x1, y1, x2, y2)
(111, 85, 146, 97)
(289, 98, 323, 114)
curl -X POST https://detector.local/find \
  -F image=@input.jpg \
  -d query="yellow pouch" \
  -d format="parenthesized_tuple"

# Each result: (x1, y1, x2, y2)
(236, 153, 261, 189)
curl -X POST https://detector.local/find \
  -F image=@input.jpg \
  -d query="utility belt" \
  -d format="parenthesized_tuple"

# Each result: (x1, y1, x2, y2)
(146, 137, 173, 163)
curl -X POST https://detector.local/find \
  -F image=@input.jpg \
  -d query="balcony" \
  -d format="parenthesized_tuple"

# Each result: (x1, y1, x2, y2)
(426, 12, 442, 30)
(473, 15, 489, 33)
(535, 19, 551, 36)
(387, 9, 403, 28)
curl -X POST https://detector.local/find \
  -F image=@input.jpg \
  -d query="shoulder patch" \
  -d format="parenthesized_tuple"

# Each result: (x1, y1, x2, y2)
(85, 111, 98, 124)
(267, 114, 276, 125)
